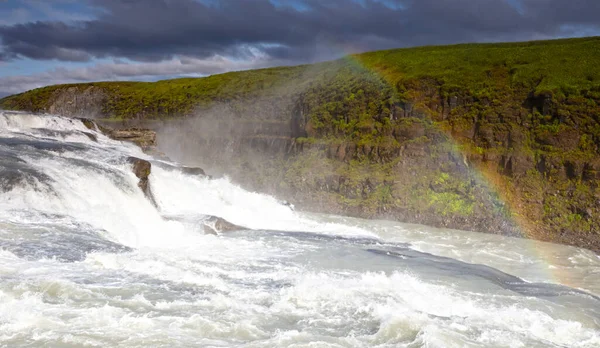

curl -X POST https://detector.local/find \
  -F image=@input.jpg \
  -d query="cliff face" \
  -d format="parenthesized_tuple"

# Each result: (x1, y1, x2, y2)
(288, 81, 599, 251)
(179, 76, 598, 252)
(2, 37, 600, 252)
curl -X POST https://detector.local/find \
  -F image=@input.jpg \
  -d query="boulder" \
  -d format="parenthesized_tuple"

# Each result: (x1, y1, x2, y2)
(128, 157, 151, 181)
(202, 216, 246, 235)
(127, 157, 157, 206)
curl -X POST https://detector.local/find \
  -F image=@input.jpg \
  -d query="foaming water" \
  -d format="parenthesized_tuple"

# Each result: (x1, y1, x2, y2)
(1, 111, 599, 347)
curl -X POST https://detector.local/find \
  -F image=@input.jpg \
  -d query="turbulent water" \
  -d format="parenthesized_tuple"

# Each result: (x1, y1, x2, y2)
(0, 111, 599, 348)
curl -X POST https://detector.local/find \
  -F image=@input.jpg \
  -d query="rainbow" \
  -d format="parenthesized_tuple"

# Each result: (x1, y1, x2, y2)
(327, 43, 578, 287)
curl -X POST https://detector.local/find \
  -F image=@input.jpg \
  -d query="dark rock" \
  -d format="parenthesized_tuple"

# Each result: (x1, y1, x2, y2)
(126, 157, 157, 207)
(181, 166, 206, 176)
(128, 157, 151, 180)
(202, 216, 246, 235)
(500, 154, 534, 177)
(536, 155, 547, 175)
(525, 92, 554, 116)
(564, 161, 578, 180)
(535, 127, 580, 151)
(82, 132, 98, 142)
(544, 155, 570, 180)
(582, 161, 600, 181)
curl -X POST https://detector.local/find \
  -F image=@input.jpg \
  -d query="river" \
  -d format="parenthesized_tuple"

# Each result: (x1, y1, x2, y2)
(0, 111, 599, 347)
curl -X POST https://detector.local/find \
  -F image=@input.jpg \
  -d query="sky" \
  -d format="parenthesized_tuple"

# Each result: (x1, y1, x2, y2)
(0, 0, 599, 97)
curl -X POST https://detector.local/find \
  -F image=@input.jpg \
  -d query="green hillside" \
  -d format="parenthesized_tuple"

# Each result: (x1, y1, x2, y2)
(3, 37, 600, 119)
(2, 37, 600, 251)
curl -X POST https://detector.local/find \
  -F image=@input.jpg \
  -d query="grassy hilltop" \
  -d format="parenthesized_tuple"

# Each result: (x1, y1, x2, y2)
(3, 37, 600, 251)
(3, 37, 600, 118)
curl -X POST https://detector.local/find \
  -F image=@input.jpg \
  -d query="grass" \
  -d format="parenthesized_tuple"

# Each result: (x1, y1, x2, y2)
(4, 37, 600, 119)
(356, 36, 600, 97)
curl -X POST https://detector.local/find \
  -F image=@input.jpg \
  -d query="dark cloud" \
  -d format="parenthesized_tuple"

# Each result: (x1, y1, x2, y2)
(0, 0, 597, 64)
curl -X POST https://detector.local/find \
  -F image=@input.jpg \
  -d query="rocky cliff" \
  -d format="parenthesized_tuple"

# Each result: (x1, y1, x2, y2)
(2, 37, 600, 252)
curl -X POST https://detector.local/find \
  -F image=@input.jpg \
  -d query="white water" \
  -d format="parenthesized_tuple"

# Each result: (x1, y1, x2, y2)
(0, 111, 599, 347)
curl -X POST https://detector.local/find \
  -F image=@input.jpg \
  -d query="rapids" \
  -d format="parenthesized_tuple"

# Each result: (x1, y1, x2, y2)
(0, 111, 599, 347)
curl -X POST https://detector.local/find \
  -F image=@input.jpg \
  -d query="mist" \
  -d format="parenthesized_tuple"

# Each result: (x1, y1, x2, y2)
(154, 98, 298, 193)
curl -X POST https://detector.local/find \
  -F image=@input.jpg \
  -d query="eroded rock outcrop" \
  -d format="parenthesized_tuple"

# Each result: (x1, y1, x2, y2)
(78, 118, 156, 149)
(110, 129, 156, 149)
(127, 157, 157, 207)
(48, 86, 108, 118)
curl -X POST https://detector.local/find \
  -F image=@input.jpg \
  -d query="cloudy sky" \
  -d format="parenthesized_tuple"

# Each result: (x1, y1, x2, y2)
(0, 0, 599, 97)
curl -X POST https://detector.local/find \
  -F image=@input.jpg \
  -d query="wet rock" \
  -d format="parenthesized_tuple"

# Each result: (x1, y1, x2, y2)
(181, 166, 206, 176)
(110, 128, 156, 149)
(127, 157, 157, 207)
(128, 157, 151, 181)
(77, 118, 156, 149)
(82, 132, 98, 142)
(202, 216, 246, 235)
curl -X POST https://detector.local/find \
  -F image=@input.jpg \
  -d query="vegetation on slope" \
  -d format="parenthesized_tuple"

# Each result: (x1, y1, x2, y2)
(2, 37, 600, 251)
(4, 37, 600, 119)
(358, 37, 600, 96)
